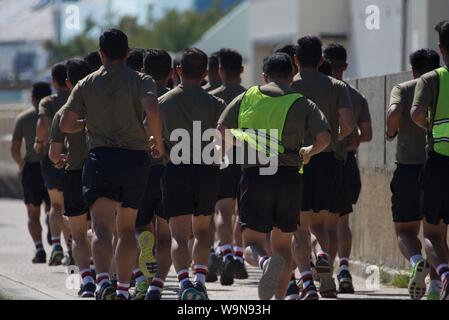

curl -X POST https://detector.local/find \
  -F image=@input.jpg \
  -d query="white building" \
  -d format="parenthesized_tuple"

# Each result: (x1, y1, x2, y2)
(195, 0, 449, 86)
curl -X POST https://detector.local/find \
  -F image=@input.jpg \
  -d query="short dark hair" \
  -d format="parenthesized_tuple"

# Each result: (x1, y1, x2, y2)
(181, 48, 208, 79)
(274, 44, 297, 61)
(218, 48, 242, 77)
(144, 49, 172, 81)
(410, 49, 440, 75)
(51, 63, 67, 87)
(208, 52, 220, 71)
(66, 59, 91, 86)
(263, 53, 293, 79)
(32, 82, 52, 104)
(436, 20, 449, 50)
(99, 29, 129, 60)
(323, 43, 347, 67)
(296, 36, 323, 68)
(127, 48, 145, 71)
(84, 51, 102, 72)
(318, 59, 333, 76)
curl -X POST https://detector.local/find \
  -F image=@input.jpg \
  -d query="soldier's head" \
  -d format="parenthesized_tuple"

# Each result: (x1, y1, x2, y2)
(218, 48, 243, 83)
(409, 49, 440, 78)
(51, 63, 68, 90)
(127, 48, 145, 72)
(436, 21, 449, 64)
(323, 43, 348, 80)
(84, 51, 102, 72)
(295, 36, 323, 70)
(65, 59, 92, 89)
(274, 44, 298, 76)
(262, 53, 294, 84)
(144, 49, 172, 86)
(207, 52, 221, 84)
(179, 48, 208, 84)
(31, 82, 51, 108)
(99, 29, 130, 63)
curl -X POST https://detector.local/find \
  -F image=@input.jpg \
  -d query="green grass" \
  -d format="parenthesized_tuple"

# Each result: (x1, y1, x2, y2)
(391, 274, 410, 288)
(379, 269, 392, 285)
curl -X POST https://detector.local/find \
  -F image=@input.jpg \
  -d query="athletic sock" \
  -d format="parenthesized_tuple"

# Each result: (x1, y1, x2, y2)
(300, 271, 314, 289)
(428, 279, 442, 293)
(177, 269, 190, 287)
(221, 244, 233, 260)
(34, 241, 44, 251)
(410, 254, 424, 267)
(150, 277, 164, 292)
(233, 246, 244, 263)
(339, 257, 349, 273)
(194, 265, 208, 285)
(436, 264, 449, 282)
(133, 268, 146, 284)
(90, 258, 96, 272)
(258, 256, 269, 270)
(51, 236, 61, 250)
(80, 268, 95, 285)
(116, 282, 130, 299)
(96, 272, 111, 287)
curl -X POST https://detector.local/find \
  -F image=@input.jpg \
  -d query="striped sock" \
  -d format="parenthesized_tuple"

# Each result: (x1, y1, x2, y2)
(150, 277, 164, 292)
(177, 269, 190, 287)
(339, 257, 349, 273)
(258, 256, 269, 270)
(194, 264, 208, 285)
(80, 268, 95, 285)
(301, 271, 314, 289)
(233, 246, 244, 263)
(51, 236, 61, 250)
(133, 268, 146, 284)
(437, 264, 449, 282)
(96, 272, 111, 287)
(34, 241, 44, 251)
(221, 244, 233, 260)
(117, 282, 130, 299)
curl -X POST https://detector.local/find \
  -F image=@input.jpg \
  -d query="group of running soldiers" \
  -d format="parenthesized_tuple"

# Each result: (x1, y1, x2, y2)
(9, 19, 449, 301)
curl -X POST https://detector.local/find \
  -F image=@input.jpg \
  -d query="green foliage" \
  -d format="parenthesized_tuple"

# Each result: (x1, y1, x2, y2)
(391, 274, 410, 289)
(45, 0, 228, 65)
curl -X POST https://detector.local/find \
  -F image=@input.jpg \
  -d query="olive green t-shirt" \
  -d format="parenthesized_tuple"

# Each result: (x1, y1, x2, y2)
(159, 84, 227, 165)
(50, 107, 88, 171)
(413, 67, 448, 152)
(219, 82, 329, 168)
(38, 90, 71, 121)
(12, 107, 43, 163)
(210, 84, 246, 104)
(390, 79, 426, 164)
(335, 83, 371, 160)
(64, 63, 157, 151)
(291, 70, 353, 154)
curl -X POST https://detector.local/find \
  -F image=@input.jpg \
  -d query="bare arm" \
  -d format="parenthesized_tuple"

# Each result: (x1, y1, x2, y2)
(59, 110, 84, 134)
(48, 141, 67, 169)
(386, 103, 402, 141)
(142, 95, 164, 158)
(410, 105, 427, 130)
(359, 121, 373, 143)
(338, 108, 356, 140)
(300, 131, 331, 164)
(10, 140, 24, 173)
(34, 116, 50, 153)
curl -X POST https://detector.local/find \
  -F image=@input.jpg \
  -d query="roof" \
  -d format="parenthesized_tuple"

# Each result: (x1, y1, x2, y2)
(0, 0, 55, 43)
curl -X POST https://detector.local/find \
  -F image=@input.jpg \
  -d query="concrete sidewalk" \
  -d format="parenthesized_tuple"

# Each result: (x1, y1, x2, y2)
(0, 199, 411, 300)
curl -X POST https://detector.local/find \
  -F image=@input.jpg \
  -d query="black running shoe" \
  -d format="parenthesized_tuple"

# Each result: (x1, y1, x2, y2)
(178, 281, 198, 300)
(220, 255, 237, 286)
(315, 255, 337, 298)
(145, 289, 162, 301)
(285, 281, 300, 300)
(234, 260, 249, 280)
(298, 283, 319, 300)
(206, 251, 221, 283)
(338, 270, 355, 294)
(95, 282, 117, 300)
(48, 245, 64, 266)
(79, 282, 96, 298)
(194, 281, 209, 300)
(32, 249, 46, 264)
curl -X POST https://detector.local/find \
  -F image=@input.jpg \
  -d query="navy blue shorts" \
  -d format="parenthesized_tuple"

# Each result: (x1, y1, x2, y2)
(82, 148, 150, 209)
(161, 163, 219, 219)
(136, 164, 165, 227)
(40, 154, 64, 191)
(21, 162, 50, 206)
(64, 169, 88, 217)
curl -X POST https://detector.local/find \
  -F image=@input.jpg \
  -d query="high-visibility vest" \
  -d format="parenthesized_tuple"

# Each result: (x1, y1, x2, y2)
(231, 86, 303, 157)
(432, 67, 449, 156)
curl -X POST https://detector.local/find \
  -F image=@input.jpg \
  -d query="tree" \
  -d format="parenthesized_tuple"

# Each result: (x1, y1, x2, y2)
(45, 1, 230, 64)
